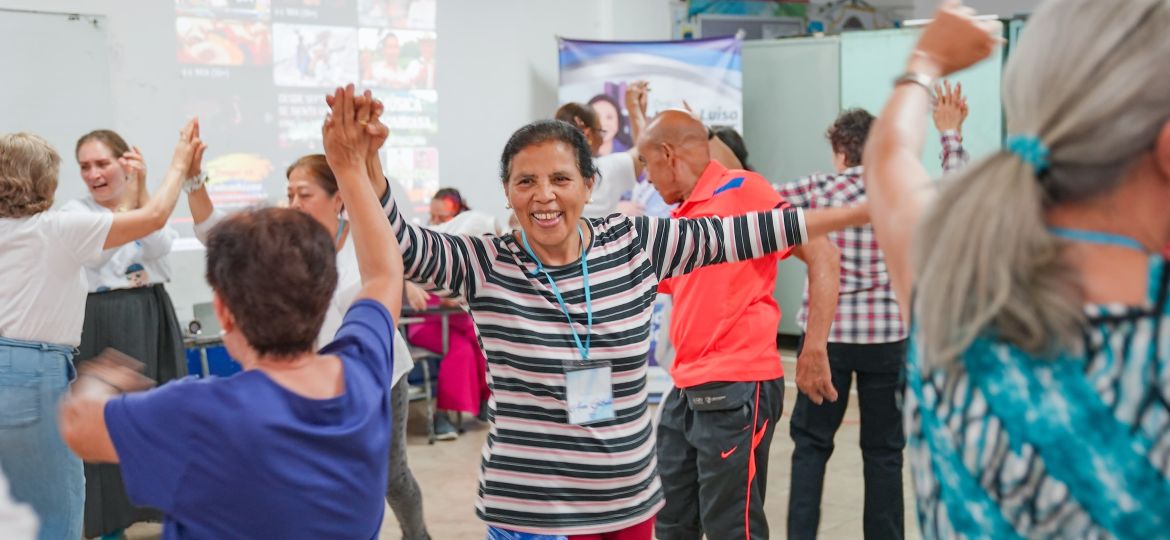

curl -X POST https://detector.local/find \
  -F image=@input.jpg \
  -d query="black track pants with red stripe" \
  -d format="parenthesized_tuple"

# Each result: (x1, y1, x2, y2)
(655, 377, 785, 540)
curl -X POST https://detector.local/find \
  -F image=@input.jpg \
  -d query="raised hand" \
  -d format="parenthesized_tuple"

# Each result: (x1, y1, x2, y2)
(932, 80, 969, 133)
(102, 118, 203, 250)
(115, 145, 148, 212)
(322, 84, 373, 173)
(323, 83, 404, 320)
(187, 120, 208, 179)
(119, 145, 147, 187)
(169, 118, 202, 178)
(911, 0, 1001, 78)
(367, 96, 390, 159)
(624, 80, 649, 117)
(326, 88, 387, 158)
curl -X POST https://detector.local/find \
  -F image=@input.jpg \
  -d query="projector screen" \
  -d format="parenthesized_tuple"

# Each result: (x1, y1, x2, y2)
(172, 0, 437, 238)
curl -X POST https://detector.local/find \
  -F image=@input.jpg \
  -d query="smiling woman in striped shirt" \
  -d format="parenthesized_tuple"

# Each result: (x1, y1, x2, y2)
(366, 118, 865, 539)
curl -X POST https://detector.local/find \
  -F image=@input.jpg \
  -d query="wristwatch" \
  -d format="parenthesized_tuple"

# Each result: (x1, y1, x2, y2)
(893, 72, 937, 103)
(183, 171, 208, 193)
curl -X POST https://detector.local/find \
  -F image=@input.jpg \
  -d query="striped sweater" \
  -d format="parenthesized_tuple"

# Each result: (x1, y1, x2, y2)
(383, 190, 808, 535)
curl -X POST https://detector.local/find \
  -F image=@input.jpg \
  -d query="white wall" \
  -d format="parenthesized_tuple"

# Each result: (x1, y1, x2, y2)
(435, 0, 672, 223)
(0, 0, 674, 321)
(1, 0, 206, 322)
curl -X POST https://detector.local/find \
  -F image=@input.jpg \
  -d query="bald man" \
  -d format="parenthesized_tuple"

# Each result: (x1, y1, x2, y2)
(638, 111, 841, 540)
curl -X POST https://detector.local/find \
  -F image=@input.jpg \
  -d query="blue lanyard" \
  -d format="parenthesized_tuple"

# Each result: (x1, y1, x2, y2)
(1049, 227, 1148, 253)
(520, 226, 592, 360)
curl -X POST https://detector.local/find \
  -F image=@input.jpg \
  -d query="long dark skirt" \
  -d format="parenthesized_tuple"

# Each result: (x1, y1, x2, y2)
(77, 283, 186, 537)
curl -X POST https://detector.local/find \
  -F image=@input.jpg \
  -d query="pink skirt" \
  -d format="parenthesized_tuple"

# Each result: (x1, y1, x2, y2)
(406, 298, 488, 414)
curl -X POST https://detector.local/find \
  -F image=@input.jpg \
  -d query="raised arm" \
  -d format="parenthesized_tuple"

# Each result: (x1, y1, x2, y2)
(625, 81, 649, 146)
(863, 2, 999, 312)
(323, 84, 403, 321)
(622, 81, 649, 178)
(377, 177, 486, 299)
(184, 135, 229, 245)
(635, 204, 866, 282)
(115, 144, 180, 258)
(347, 95, 486, 299)
(104, 119, 201, 250)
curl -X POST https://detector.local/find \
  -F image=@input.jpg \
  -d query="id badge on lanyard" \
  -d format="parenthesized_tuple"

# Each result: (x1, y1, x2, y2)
(521, 226, 615, 426)
(564, 358, 615, 426)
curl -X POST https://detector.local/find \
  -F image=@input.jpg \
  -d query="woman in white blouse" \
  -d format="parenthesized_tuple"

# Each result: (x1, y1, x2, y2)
(0, 121, 199, 540)
(62, 129, 191, 538)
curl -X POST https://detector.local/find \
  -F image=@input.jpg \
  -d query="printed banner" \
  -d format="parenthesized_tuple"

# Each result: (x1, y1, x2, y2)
(558, 36, 743, 140)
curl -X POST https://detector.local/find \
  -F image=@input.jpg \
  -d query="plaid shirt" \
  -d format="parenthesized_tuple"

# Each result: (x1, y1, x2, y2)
(775, 132, 969, 344)
(939, 130, 970, 172)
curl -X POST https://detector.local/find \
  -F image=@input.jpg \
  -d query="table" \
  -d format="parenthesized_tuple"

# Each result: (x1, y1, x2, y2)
(182, 334, 226, 377)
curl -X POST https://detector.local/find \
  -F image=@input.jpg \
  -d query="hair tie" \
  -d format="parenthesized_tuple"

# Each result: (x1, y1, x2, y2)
(1005, 134, 1050, 176)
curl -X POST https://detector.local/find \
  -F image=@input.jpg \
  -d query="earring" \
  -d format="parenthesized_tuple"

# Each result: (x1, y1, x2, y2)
(505, 202, 512, 209)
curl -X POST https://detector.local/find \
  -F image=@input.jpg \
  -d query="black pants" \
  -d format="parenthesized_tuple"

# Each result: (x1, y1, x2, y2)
(656, 378, 785, 540)
(787, 338, 908, 540)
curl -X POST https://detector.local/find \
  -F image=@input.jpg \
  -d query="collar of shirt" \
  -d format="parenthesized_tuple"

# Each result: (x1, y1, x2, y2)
(673, 160, 732, 217)
(840, 165, 863, 179)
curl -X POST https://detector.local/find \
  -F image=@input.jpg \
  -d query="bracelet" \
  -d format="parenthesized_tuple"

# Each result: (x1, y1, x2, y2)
(893, 71, 937, 104)
(182, 171, 208, 194)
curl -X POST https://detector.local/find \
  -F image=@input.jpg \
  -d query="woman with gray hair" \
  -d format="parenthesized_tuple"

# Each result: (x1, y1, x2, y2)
(865, 0, 1170, 537)
(0, 122, 199, 539)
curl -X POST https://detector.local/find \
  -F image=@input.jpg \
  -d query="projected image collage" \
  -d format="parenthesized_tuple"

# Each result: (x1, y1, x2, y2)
(174, 0, 437, 231)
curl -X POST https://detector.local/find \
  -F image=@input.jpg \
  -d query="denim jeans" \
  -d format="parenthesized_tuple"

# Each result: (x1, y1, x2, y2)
(0, 337, 84, 540)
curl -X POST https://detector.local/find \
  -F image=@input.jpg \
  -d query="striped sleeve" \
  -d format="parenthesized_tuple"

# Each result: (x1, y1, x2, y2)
(380, 179, 486, 299)
(633, 206, 807, 281)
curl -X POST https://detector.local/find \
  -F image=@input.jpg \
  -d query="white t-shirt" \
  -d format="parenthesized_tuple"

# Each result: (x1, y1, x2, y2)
(192, 208, 226, 246)
(61, 197, 178, 292)
(430, 209, 501, 236)
(0, 211, 112, 346)
(582, 152, 638, 219)
(323, 237, 415, 386)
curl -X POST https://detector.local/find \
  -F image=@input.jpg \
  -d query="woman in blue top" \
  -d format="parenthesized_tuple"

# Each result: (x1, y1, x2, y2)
(865, 1, 1170, 538)
(57, 85, 405, 539)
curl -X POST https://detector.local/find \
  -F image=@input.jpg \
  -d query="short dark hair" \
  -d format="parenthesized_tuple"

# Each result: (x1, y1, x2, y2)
(205, 208, 337, 358)
(553, 103, 601, 134)
(711, 126, 752, 171)
(433, 187, 469, 213)
(499, 120, 598, 183)
(826, 108, 876, 168)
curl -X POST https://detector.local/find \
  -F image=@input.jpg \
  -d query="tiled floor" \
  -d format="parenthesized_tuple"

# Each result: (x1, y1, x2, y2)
(127, 356, 919, 539)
